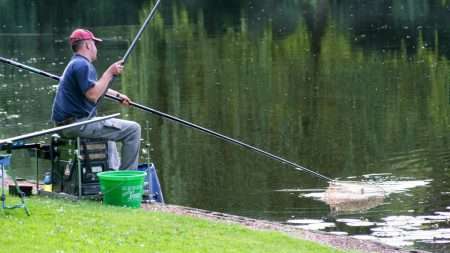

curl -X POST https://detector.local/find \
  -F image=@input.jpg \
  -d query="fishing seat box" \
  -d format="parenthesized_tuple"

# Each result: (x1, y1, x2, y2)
(51, 137, 110, 196)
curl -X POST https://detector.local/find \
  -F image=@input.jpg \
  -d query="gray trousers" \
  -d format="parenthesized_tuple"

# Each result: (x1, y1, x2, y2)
(63, 118, 141, 170)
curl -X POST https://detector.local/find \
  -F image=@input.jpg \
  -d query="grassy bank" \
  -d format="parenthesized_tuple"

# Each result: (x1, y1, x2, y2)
(0, 196, 347, 253)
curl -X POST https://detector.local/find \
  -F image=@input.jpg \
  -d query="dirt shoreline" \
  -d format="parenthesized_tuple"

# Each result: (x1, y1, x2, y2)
(143, 203, 429, 253)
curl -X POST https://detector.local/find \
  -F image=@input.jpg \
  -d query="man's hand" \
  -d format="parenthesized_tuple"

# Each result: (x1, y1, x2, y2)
(88, 60, 125, 103)
(117, 93, 131, 106)
(108, 60, 124, 76)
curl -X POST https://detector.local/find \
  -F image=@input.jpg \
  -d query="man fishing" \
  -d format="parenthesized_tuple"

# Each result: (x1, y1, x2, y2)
(51, 28, 141, 170)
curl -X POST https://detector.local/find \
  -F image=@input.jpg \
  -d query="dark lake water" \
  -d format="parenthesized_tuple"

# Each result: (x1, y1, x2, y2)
(2, 1, 450, 252)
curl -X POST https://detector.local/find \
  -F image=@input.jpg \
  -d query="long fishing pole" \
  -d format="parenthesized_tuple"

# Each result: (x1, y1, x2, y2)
(88, 0, 161, 119)
(0, 57, 333, 182)
(0, 114, 119, 145)
(122, 0, 161, 64)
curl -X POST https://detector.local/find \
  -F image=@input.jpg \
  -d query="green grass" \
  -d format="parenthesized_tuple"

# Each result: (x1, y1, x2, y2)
(0, 196, 346, 253)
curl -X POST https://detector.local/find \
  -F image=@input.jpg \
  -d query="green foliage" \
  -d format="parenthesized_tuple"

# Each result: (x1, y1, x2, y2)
(0, 196, 346, 253)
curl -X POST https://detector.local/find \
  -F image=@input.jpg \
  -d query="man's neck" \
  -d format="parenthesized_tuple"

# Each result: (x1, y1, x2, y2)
(75, 51, 92, 62)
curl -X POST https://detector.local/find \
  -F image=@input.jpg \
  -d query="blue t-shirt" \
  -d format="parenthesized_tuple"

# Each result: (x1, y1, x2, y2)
(51, 54, 97, 122)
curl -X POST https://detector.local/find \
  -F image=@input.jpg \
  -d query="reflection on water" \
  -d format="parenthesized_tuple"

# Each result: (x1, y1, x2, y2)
(299, 175, 432, 212)
(355, 213, 450, 249)
(286, 173, 432, 215)
(323, 181, 386, 214)
(2, 1, 450, 252)
(284, 174, 443, 250)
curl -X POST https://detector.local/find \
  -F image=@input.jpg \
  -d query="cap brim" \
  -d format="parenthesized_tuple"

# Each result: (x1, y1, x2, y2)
(92, 37, 103, 43)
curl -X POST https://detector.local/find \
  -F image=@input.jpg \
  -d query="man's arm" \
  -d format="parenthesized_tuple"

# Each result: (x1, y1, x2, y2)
(85, 60, 123, 103)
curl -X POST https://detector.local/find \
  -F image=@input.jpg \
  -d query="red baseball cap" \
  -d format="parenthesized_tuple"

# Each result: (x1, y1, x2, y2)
(69, 28, 103, 45)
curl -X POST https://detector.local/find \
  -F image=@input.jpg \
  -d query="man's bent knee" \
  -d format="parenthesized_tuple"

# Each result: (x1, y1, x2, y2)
(131, 121, 141, 136)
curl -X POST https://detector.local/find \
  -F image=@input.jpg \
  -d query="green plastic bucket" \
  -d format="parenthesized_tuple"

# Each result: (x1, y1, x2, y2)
(97, 170, 145, 208)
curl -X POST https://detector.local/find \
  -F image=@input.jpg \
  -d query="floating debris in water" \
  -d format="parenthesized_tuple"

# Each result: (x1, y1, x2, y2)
(362, 173, 392, 178)
(377, 237, 414, 247)
(285, 219, 336, 230)
(286, 219, 323, 225)
(380, 215, 434, 227)
(345, 221, 375, 227)
(295, 222, 336, 231)
(415, 215, 448, 221)
(275, 188, 324, 192)
(336, 219, 375, 227)
(376, 179, 431, 193)
(6, 114, 20, 120)
(336, 218, 362, 223)
(435, 212, 450, 217)
(327, 231, 348, 236)
(372, 230, 404, 238)
(418, 239, 450, 244)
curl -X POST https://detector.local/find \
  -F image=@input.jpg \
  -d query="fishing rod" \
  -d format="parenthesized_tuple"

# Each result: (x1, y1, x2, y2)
(89, 0, 161, 119)
(122, 0, 161, 64)
(0, 114, 119, 145)
(0, 57, 333, 182)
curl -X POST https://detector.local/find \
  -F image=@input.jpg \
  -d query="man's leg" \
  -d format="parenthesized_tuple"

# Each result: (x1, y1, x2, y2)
(65, 118, 141, 170)
(107, 141, 120, 170)
(114, 120, 141, 170)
